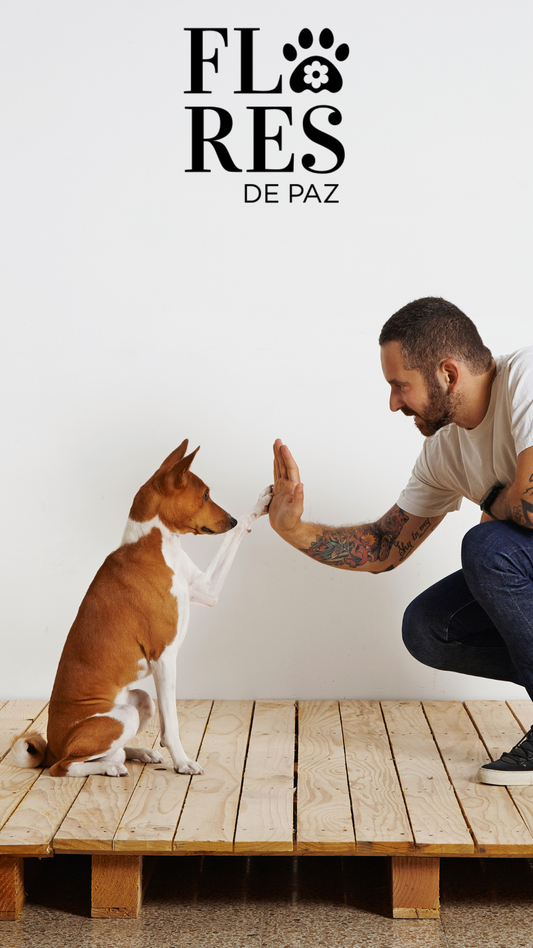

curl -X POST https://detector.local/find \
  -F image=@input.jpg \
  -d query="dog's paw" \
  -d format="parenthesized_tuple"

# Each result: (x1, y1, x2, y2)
(249, 486, 273, 521)
(174, 758, 204, 776)
(125, 746, 164, 764)
(105, 762, 129, 777)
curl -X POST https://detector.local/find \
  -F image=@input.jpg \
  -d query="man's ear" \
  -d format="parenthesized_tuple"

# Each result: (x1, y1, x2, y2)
(440, 359, 460, 391)
(153, 445, 200, 495)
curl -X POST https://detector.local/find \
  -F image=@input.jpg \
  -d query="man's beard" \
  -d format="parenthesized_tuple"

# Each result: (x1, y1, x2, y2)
(402, 379, 461, 437)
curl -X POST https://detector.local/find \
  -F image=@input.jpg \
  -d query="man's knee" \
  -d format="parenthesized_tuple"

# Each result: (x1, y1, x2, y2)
(461, 520, 528, 588)
(461, 522, 498, 575)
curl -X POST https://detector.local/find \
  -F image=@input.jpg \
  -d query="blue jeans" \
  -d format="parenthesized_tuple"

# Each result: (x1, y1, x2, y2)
(402, 520, 533, 700)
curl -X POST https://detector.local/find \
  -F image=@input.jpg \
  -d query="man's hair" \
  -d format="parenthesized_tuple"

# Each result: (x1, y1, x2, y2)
(379, 297, 493, 380)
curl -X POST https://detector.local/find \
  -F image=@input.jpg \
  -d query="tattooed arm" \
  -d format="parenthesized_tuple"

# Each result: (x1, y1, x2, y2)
(269, 440, 444, 572)
(486, 445, 533, 528)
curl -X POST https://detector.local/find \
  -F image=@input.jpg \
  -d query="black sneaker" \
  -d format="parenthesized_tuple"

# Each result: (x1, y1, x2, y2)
(478, 726, 533, 785)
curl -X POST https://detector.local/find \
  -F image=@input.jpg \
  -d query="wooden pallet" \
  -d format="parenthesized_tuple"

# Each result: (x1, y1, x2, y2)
(1, 697, 533, 921)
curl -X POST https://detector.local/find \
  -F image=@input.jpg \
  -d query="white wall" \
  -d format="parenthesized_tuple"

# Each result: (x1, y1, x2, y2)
(1, 0, 532, 701)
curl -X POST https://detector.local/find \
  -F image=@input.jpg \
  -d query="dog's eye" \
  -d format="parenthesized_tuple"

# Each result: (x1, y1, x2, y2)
(204, 490, 209, 501)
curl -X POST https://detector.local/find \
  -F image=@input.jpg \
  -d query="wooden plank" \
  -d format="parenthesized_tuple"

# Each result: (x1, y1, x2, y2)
(0, 700, 47, 721)
(465, 700, 525, 759)
(339, 700, 414, 854)
(0, 770, 87, 855)
(424, 701, 533, 854)
(0, 707, 50, 833)
(0, 856, 24, 920)
(115, 700, 212, 852)
(381, 701, 473, 854)
(296, 700, 355, 855)
(234, 700, 295, 854)
(53, 712, 161, 853)
(0, 763, 44, 833)
(507, 698, 533, 733)
(0, 703, 7, 715)
(466, 699, 533, 850)
(91, 854, 142, 917)
(390, 856, 440, 918)
(174, 700, 253, 853)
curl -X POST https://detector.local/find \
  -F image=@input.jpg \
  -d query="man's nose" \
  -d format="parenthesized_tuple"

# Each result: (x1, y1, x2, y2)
(389, 389, 404, 412)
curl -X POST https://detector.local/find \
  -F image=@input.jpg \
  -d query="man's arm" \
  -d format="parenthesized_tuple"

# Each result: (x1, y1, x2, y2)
(269, 440, 444, 573)
(487, 445, 533, 527)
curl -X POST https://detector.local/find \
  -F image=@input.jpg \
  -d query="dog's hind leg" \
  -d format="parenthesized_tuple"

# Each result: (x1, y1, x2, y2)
(123, 689, 163, 764)
(50, 698, 147, 777)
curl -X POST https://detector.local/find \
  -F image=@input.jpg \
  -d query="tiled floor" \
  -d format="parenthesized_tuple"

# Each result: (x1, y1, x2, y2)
(2, 854, 533, 947)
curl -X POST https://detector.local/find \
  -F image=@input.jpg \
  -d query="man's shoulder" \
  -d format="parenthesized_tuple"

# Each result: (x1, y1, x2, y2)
(496, 347, 533, 394)
(497, 347, 533, 373)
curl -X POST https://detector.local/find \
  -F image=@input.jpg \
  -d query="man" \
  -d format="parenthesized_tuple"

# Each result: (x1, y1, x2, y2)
(269, 296, 533, 786)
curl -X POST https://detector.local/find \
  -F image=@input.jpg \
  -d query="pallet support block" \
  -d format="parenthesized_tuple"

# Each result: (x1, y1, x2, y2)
(0, 856, 24, 920)
(390, 856, 440, 918)
(91, 854, 143, 918)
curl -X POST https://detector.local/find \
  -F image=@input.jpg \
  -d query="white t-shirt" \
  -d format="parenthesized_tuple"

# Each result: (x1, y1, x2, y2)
(397, 347, 533, 518)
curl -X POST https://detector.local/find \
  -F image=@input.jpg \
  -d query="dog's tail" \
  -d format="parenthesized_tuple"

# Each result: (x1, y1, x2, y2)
(11, 732, 47, 768)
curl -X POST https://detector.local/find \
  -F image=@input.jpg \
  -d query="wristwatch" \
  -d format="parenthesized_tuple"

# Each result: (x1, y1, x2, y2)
(480, 483, 504, 517)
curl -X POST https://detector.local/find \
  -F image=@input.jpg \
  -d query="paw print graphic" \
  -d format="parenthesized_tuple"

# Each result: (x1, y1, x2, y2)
(283, 29, 349, 94)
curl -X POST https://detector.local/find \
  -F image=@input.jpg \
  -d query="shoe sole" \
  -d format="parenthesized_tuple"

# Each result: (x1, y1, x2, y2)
(477, 767, 533, 786)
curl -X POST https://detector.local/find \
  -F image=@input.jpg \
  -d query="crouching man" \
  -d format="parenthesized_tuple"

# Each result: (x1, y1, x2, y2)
(269, 297, 533, 785)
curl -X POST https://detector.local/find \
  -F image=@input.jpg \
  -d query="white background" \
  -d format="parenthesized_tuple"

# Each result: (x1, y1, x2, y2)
(1, 0, 532, 701)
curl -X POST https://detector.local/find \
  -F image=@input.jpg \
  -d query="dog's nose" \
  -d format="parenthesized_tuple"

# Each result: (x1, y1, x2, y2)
(229, 517, 238, 529)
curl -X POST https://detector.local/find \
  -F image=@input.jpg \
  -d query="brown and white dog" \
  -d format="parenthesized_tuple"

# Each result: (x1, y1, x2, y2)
(12, 440, 271, 777)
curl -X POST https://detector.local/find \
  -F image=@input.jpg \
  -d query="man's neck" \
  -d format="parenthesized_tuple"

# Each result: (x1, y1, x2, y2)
(456, 360, 497, 430)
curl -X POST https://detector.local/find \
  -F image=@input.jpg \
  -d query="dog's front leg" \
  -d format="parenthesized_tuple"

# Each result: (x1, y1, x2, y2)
(150, 653, 203, 775)
(190, 486, 272, 607)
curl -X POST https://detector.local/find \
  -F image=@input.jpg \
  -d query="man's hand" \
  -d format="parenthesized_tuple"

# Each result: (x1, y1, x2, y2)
(269, 440, 305, 540)
(268, 439, 444, 569)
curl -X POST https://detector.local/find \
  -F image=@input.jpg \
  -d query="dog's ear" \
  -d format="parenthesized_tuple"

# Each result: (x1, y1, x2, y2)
(158, 440, 189, 474)
(153, 445, 200, 495)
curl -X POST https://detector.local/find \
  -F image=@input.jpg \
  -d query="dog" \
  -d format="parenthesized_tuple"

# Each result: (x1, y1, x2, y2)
(12, 440, 271, 777)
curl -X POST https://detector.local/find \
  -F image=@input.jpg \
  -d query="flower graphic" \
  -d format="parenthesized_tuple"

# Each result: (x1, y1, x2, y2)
(303, 60, 329, 90)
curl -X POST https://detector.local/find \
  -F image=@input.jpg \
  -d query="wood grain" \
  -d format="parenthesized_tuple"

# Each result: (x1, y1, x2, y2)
(174, 700, 253, 852)
(115, 700, 212, 852)
(506, 699, 533, 733)
(0, 856, 24, 920)
(297, 700, 355, 854)
(340, 700, 414, 854)
(234, 699, 295, 853)
(424, 701, 533, 854)
(466, 699, 533, 848)
(0, 700, 48, 721)
(381, 701, 473, 854)
(91, 854, 142, 917)
(390, 856, 440, 918)
(0, 770, 87, 855)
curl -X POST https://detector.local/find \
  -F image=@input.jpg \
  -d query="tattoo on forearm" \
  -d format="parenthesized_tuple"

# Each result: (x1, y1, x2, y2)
(305, 507, 409, 569)
(395, 539, 414, 562)
(513, 474, 533, 526)
(521, 496, 533, 526)
(524, 473, 533, 497)
(411, 518, 431, 541)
